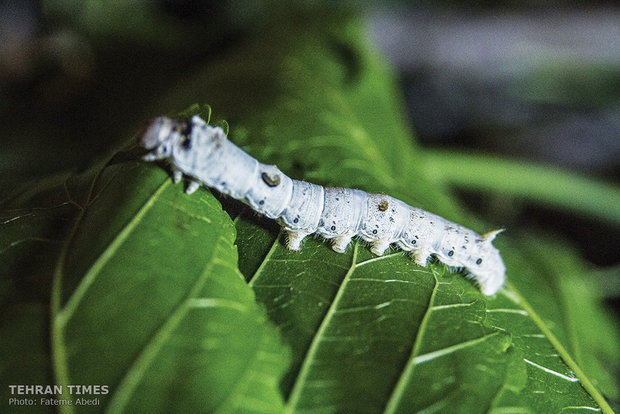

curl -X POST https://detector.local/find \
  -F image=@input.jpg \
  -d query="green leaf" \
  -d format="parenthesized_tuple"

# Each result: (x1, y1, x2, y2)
(237, 224, 615, 412)
(162, 14, 617, 413)
(1, 160, 289, 413)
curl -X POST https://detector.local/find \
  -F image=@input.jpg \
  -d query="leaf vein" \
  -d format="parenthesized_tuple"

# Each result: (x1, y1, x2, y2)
(56, 180, 170, 327)
(523, 358, 579, 383)
(284, 244, 359, 413)
(382, 265, 439, 413)
(104, 228, 230, 413)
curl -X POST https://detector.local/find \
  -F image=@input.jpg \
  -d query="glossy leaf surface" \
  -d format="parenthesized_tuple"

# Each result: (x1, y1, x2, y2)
(170, 16, 617, 413)
(1, 162, 289, 413)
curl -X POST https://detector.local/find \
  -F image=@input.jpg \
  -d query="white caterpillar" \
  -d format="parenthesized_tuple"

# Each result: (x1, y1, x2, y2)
(139, 115, 505, 295)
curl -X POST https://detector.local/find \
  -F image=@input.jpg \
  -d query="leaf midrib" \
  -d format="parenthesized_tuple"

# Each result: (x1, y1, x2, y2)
(51, 172, 171, 414)
(283, 243, 360, 413)
(55, 179, 171, 327)
(382, 266, 439, 414)
(103, 252, 240, 413)
(51, 166, 111, 414)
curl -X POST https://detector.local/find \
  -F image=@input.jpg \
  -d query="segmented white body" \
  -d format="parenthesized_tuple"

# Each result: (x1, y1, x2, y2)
(140, 115, 505, 295)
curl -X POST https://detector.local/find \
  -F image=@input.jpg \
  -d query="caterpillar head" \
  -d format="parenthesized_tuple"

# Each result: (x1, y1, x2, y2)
(139, 117, 186, 161)
(468, 230, 505, 296)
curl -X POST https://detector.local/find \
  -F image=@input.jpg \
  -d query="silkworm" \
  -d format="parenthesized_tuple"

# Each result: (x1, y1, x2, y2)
(139, 115, 506, 295)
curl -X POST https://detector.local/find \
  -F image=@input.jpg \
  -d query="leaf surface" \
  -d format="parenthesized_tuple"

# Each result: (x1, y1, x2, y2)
(1, 161, 289, 413)
(166, 15, 618, 413)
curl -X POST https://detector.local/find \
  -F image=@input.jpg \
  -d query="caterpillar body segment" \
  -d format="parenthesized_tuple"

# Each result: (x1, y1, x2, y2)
(140, 115, 506, 296)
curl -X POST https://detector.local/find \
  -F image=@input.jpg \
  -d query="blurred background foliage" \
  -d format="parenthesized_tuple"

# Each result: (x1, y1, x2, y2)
(1, 0, 618, 309)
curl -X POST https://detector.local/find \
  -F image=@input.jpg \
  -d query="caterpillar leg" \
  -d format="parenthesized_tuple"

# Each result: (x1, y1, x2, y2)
(286, 230, 308, 251)
(411, 249, 431, 266)
(185, 180, 200, 195)
(370, 240, 390, 256)
(332, 235, 353, 254)
(172, 169, 183, 184)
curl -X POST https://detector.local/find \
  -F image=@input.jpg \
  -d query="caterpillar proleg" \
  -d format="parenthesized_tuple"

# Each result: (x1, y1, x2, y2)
(139, 115, 506, 295)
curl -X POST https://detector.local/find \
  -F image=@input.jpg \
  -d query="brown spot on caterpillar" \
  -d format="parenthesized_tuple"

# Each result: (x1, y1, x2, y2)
(262, 172, 280, 187)
(378, 200, 389, 211)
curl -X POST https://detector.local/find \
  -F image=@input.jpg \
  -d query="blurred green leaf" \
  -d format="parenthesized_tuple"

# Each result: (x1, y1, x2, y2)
(523, 64, 620, 108)
(43, 0, 207, 51)
(423, 150, 620, 227)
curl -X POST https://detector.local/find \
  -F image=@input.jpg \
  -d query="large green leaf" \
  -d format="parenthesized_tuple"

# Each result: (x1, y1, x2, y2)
(161, 15, 618, 413)
(1, 160, 289, 413)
